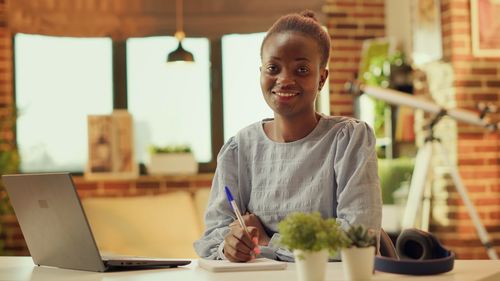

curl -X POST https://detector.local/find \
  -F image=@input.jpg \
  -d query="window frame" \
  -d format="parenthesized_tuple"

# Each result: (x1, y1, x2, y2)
(12, 34, 115, 174)
(12, 35, 328, 174)
(12, 36, 223, 174)
(112, 39, 223, 173)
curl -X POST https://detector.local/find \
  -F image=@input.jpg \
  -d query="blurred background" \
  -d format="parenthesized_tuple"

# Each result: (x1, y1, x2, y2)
(0, 0, 499, 259)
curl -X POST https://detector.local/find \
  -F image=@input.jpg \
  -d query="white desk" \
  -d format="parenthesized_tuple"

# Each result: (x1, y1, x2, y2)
(1, 257, 499, 281)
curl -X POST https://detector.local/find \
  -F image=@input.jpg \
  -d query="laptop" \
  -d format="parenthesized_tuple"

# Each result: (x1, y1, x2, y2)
(1, 172, 191, 272)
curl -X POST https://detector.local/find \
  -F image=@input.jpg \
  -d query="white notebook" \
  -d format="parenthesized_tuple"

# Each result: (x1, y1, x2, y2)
(198, 258, 288, 272)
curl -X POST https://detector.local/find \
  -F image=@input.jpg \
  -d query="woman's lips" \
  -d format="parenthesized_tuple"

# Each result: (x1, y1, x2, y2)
(272, 91, 299, 101)
(274, 92, 299, 97)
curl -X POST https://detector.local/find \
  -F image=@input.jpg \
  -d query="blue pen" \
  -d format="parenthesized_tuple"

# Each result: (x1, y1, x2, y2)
(224, 186, 260, 255)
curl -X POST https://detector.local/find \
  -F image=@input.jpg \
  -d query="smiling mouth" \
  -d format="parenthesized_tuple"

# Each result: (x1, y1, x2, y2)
(273, 91, 299, 97)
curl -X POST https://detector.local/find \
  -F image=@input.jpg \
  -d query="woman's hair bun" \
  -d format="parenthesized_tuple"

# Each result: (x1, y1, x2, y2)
(299, 10, 318, 22)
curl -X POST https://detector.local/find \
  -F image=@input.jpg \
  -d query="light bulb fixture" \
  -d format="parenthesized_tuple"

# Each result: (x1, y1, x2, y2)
(166, 0, 194, 63)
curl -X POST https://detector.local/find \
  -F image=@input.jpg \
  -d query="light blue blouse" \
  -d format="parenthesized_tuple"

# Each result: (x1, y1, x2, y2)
(193, 114, 382, 261)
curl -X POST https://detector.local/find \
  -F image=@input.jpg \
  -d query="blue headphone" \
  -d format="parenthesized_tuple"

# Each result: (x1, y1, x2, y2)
(375, 228, 455, 275)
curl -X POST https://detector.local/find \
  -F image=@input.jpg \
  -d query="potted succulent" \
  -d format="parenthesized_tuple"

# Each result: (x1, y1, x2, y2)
(278, 212, 349, 281)
(147, 144, 198, 175)
(340, 225, 377, 281)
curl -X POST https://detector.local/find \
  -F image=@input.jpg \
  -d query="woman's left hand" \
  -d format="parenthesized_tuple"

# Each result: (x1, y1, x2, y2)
(230, 212, 271, 246)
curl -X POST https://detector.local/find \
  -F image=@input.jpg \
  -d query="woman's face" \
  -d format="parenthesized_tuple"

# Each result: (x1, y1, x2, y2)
(260, 31, 328, 119)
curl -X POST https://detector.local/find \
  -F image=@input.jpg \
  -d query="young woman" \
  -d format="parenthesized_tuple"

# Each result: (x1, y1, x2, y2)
(194, 10, 382, 262)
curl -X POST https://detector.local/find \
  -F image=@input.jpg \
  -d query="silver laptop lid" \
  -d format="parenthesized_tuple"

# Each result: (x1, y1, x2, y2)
(2, 173, 106, 272)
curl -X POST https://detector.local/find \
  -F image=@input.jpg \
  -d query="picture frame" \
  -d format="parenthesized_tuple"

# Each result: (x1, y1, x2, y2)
(85, 110, 138, 180)
(412, 0, 443, 65)
(471, 0, 500, 57)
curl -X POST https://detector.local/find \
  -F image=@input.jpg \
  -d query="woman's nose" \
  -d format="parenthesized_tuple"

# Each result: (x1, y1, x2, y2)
(276, 72, 295, 86)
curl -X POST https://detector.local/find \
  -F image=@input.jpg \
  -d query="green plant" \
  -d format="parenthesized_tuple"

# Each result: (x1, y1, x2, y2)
(0, 106, 19, 215)
(343, 225, 376, 248)
(0, 150, 18, 215)
(278, 212, 349, 258)
(361, 50, 407, 138)
(149, 144, 192, 154)
(0, 106, 21, 255)
(378, 158, 415, 204)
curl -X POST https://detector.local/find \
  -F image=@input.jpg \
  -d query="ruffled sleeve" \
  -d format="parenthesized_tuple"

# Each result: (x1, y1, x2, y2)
(334, 120, 382, 244)
(193, 137, 240, 260)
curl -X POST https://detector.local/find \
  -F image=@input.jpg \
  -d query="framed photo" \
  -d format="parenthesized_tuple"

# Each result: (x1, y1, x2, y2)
(85, 110, 138, 180)
(471, 0, 500, 57)
(87, 115, 114, 173)
(412, 0, 443, 64)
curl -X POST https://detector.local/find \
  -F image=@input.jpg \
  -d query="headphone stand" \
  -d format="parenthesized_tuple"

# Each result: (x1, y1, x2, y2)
(401, 113, 498, 259)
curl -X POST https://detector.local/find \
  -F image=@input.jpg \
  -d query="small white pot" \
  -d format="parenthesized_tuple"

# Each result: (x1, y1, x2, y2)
(341, 246, 375, 281)
(294, 249, 329, 281)
(148, 153, 198, 175)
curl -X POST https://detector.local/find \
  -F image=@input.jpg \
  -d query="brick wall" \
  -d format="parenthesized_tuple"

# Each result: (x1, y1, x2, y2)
(324, 0, 385, 116)
(433, 0, 500, 259)
(0, 0, 13, 147)
(0, 0, 16, 255)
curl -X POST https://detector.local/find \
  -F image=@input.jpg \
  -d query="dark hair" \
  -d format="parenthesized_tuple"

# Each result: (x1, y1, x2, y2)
(261, 10, 330, 68)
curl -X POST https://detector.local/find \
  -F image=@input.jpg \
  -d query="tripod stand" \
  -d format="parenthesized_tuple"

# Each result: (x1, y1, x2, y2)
(401, 112, 498, 259)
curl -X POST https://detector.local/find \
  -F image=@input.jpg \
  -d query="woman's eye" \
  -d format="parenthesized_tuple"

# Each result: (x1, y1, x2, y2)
(266, 65, 279, 73)
(297, 66, 309, 74)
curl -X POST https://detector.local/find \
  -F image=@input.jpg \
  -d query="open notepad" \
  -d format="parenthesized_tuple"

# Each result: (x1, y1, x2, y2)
(198, 258, 288, 272)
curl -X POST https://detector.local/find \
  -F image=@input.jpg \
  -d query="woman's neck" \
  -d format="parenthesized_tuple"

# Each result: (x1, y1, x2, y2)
(266, 112, 320, 143)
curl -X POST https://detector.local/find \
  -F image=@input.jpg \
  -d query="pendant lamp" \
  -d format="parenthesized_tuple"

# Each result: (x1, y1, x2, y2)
(167, 0, 194, 63)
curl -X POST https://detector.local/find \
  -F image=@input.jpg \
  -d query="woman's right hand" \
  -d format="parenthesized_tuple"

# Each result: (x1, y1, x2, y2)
(231, 213, 271, 246)
(223, 225, 259, 262)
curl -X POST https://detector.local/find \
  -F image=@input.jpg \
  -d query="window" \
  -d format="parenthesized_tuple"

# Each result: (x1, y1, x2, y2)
(14, 32, 330, 173)
(222, 32, 330, 141)
(222, 33, 273, 141)
(127, 37, 212, 163)
(14, 34, 113, 172)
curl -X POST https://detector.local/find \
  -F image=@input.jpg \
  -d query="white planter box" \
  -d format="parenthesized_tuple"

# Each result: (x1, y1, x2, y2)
(148, 153, 198, 175)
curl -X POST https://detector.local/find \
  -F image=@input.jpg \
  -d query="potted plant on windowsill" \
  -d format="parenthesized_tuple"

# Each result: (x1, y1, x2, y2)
(147, 144, 198, 175)
(341, 225, 377, 281)
(278, 212, 349, 281)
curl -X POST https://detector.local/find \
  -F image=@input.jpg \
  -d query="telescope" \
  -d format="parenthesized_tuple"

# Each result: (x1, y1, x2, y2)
(345, 81, 498, 131)
(345, 80, 499, 260)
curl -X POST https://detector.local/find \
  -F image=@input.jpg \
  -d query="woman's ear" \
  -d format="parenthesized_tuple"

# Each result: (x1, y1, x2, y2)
(318, 68, 329, 91)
